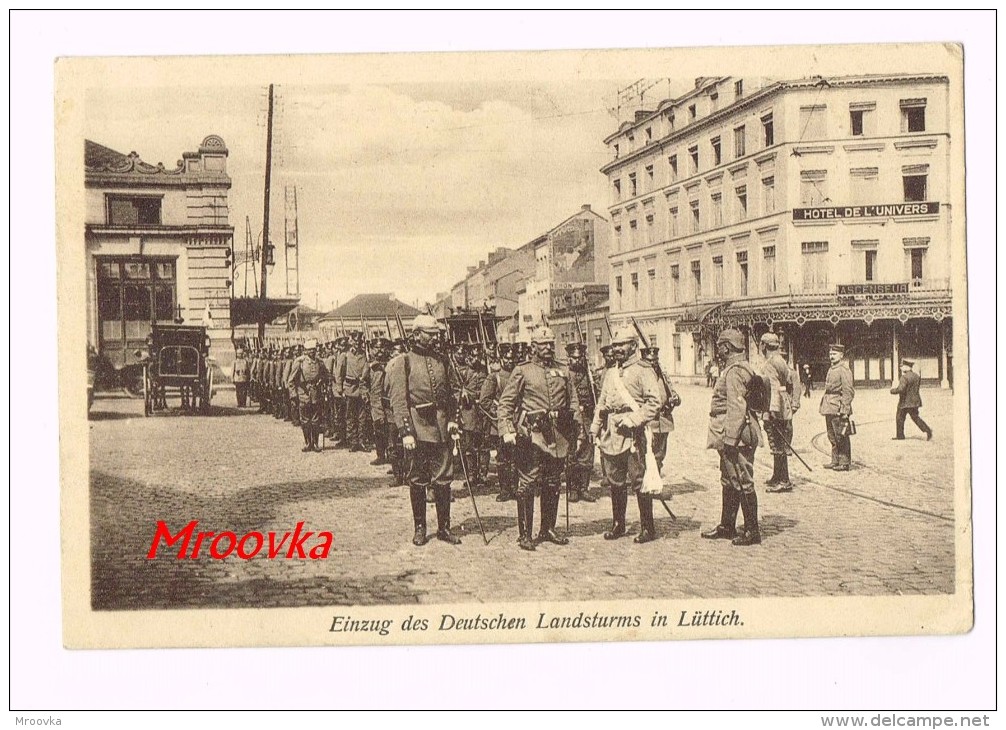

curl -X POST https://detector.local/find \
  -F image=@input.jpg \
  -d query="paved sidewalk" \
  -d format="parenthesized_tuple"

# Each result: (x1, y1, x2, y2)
(87, 383, 960, 610)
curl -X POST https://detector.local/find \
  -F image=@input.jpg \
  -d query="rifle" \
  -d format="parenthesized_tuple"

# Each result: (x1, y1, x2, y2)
(573, 307, 598, 405)
(394, 308, 408, 345)
(360, 311, 371, 361)
(630, 316, 678, 413)
(476, 309, 495, 362)
(385, 315, 393, 339)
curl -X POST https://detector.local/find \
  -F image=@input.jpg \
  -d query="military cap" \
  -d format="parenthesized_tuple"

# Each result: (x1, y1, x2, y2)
(610, 327, 637, 345)
(530, 327, 555, 343)
(565, 342, 587, 355)
(497, 342, 513, 354)
(759, 332, 781, 348)
(828, 343, 846, 354)
(640, 346, 659, 356)
(599, 343, 613, 354)
(901, 358, 915, 367)
(411, 314, 440, 333)
(717, 328, 745, 350)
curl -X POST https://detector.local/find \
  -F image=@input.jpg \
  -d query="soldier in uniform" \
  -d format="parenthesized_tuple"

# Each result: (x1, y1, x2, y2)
(343, 334, 369, 452)
(701, 328, 763, 546)
(288, 345, 303, 427)
(232, 347, 250, 408)
(589, 329, 665, 544)
(332, 337, 350, 448)
(891, 358, 932, 441)
(287, 339, 330, 452)
(820, 343, 855, 471)
(368, 337, 392, 466)
(498, 327, 581, 551)
(383, 339, 408, 485)
(480, 343, 517, 502)
(760, 332, 799, 491)
(456, 343, 488, 490)
(640, 346, 679, 475)
(594, 343, 618, 490)
(272, 348, 287, 421)
(564, 342, 598, 503)
(385, 314, 462, 546)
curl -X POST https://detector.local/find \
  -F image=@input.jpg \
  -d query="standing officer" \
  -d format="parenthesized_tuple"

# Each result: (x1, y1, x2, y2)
(383, 339, 408, 485)
(287, 339, 330, 452)
(499, 327, 582, 551)
(891, 358, 932, 440)
(564, 342, 597, 503)
(589, 329, 665, 544)
(480, 343, 517, 502)
(332, 337, 350, 448)
(801, 363, 813, 399)
(640, 345, 679, 475)
(343, 334, 369, 452)
(701, 328, 763, 546)
(385, 314, 462, 546)
(760, 332, 799, 492)
(368, 337, 392, 466)
(232, 346, 250, 408)
(456, 343, 487, 490)
(820, 343, 855, 471)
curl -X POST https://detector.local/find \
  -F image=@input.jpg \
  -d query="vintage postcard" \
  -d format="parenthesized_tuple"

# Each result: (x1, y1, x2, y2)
(57, 42, 971, 650)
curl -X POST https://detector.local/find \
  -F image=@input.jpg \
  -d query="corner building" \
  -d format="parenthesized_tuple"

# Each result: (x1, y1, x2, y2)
(602, 74, 953, 386)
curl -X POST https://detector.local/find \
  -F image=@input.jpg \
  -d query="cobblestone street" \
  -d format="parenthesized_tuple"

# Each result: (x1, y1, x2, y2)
(87, 383, 959, 610)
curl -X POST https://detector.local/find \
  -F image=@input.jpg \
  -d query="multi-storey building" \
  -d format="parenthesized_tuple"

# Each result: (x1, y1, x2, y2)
(85, 136, 236, 375)
(602, 74, 954, 386)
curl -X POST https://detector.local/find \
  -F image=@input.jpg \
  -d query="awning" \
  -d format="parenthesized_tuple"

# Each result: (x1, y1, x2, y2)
(675, 301, 731, 332)
(230, 296, 301, 327)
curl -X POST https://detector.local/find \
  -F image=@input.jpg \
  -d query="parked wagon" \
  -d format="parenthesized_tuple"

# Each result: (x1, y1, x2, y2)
(140, 324, 215, 416)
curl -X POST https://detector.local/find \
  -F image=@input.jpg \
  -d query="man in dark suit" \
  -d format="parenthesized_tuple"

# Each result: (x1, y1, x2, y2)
(820, 344, 855, 472)
(891, 358, 932, 440)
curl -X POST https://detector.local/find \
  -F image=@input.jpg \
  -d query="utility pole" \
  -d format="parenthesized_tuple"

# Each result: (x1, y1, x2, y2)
(258, 83, 275, 341)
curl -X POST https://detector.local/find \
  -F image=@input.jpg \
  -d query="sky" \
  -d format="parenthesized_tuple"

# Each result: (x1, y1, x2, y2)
(85, 77, 657, 311)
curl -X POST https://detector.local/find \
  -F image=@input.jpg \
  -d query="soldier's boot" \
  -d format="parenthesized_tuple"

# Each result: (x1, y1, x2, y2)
(732, 492, 762, 546)
(565, 465, 579, 503)
(312, 427, 323, 452)
(515, 495, 534, 551)
(823, 446, 839, 469)
(410, 484, 428, 546)
(435, 487, 462, 545)
(765, 455, 781, 486)
(538, 490, 569, 545)
(301, 426, 314, 452)
(604, 486, 628, 540)
(634, 494, 657, 544)
(579, 468, 597, 503)
(370, 429, 388, 466)
(702, 486, 740, 539)
(768, 456, 793, 491)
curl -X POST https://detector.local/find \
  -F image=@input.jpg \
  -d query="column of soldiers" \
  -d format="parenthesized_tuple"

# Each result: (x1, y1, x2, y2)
(236, 318, 860, 552)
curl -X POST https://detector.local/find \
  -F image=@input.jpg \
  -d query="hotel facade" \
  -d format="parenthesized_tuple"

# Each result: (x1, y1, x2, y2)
(601, 74, 954, 386)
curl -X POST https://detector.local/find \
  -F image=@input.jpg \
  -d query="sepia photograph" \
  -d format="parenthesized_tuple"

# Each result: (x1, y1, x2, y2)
(13, 9, 995, 715)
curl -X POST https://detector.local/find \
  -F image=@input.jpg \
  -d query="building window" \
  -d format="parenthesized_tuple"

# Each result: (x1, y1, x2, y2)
(629, 172, 637, 197)
(901, 98, 927, 133)
(712, 256, 724, 296)
(670, 264, 680, 303)
(849, 102, 875, 137)
(690, 260, 702, 299)
(909, 248, 926, 281)
(690, 199, 701, 233)
(736, 251, 749, 296)
(762, 113, 774, 147)
(672, 333, 682, 364)
(762, 176, 776, 214)
(903, 171, 928, 202)
(710, 192, 723, 228)
(711, 136, 722, 166)
(688, 104, 697, 121)
(613, 143, 619, 159)
(645, 214, 654, 245)
(735, 185, 748, 221)
(801, 241, 830, 291)
(709, 91, 719, 112)
(669, 206, 679, 238)
(630, 272, 639, 307)
(613, 225, 622, 252)
(850, 167, 879, 205)
(800, 170, 829, 206)
(645, 126, 653, 142)
(762, 245, 777, 293)
(629, 219, 638, 248)
(734, 80, 743, 99)
(669, 154, 678, 181)
(688, 145, 699, 175)
(647, 268, 657, 307)
(615, 275, 623, 307)
(613, 179, 621, 200)
(645, 164, 654, 190)
(107, 196, 162, 226)
(864, 249, 877, 282)
(799, 105, 828, 140)
(734, 125, 746, 158)
(96, 257, 177, 356)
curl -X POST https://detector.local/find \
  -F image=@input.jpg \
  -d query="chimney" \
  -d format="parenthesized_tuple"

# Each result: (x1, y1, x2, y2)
(467, 266, 476, 276)
(479, 260, 485, 268)
(581, 204, 591, 212)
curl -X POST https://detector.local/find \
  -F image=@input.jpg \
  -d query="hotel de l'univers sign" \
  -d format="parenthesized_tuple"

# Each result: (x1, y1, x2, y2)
(793, 201, 939, 221)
